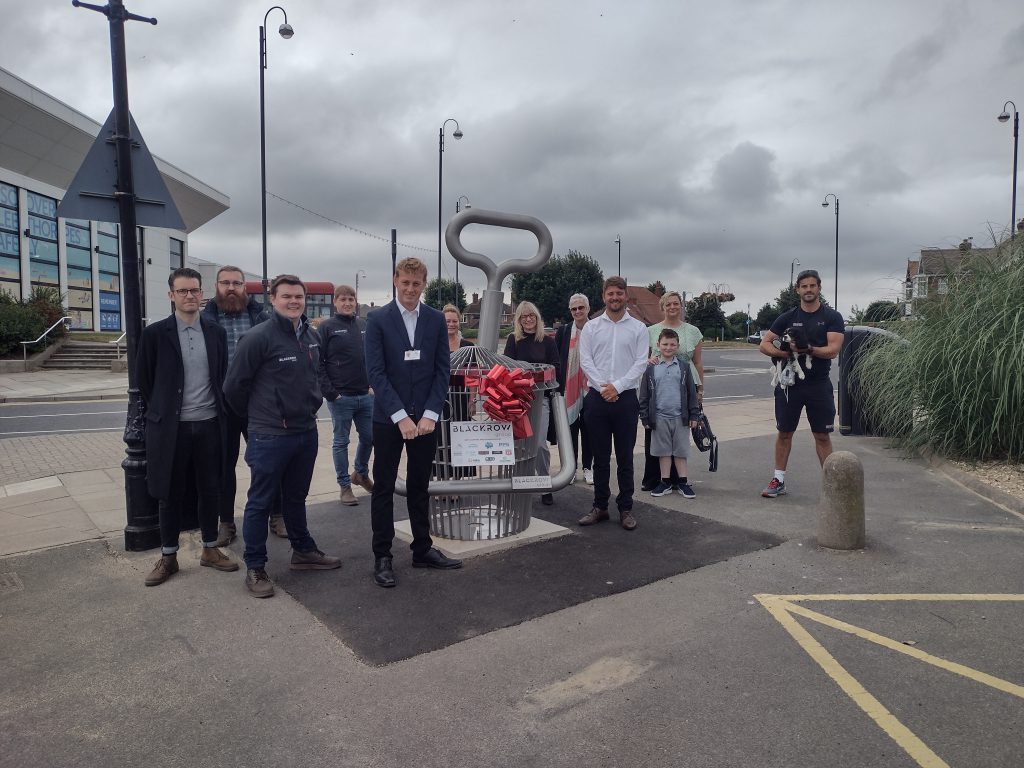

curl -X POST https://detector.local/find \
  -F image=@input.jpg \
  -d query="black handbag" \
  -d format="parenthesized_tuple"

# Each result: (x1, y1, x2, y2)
(690, 408, 718, 472)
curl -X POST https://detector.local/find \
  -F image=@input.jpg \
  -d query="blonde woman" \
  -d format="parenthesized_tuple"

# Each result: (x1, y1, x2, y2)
(443, 304, 474, 353)
(504, 301, 560, 505)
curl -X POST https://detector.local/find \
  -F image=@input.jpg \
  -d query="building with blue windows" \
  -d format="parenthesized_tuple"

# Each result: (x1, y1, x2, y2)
(0, 66, 228, 331)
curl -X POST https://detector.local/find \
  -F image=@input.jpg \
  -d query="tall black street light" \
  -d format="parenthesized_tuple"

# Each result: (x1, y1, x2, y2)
(454, 195, 471, 297)
(355, 269, 366, 296)
(437, 118, 463, 305)
(998, 101, 1018, 241)
(821, 193, 839, 307)
(790, 258, 800, 288)
(259, 5, 294, 303)
(614, 234, 621, 276)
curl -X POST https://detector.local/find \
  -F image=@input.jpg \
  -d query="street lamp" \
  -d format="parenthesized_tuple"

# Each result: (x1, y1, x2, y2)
(821, 193, 839, 307)
(259, 5, 294, 304)
(998, 101, 1019, 241)
(454, 195, 471, 295)
(355, 269, 367, 296)
(790, 258, 800, 288)
(614, 235, 621, 276)
(438, 118, 463, 305)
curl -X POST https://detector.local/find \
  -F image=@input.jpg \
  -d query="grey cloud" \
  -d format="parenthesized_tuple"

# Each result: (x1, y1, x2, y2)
(710, 142, 780, 211)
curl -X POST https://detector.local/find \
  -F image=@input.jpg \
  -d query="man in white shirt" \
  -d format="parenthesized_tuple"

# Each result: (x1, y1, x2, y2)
(577, 276, 650, 530)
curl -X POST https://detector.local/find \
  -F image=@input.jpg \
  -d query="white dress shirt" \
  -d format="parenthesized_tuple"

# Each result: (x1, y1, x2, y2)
(579, 310, 649, 395)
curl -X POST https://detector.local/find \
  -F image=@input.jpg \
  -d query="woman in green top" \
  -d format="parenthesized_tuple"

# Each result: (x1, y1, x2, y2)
(642, 291, 704, 491)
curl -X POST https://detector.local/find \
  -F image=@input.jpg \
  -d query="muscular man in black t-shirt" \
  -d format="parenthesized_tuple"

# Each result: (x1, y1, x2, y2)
(758, 269, 845, 498)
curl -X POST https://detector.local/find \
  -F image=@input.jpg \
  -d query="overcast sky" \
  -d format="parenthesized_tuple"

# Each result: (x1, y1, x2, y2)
(8, 1, 1024, 319)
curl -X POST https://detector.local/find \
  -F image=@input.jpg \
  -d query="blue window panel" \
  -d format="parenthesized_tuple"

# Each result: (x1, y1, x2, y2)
(97, 221, 118, 236)
(97, 234, 119, 254)
(100, 311, 121, 331)
(68, 266, 92, 289)
(30, 261, 59, 285)
(0, 230, 18, 256)
(65, 223, 90, 248)
(98, 253, 119, 273)
(0, 207, 17, 232)
(28, 215, 58, 241)
(26, 192, 57, 218)
(29, 239, 58, 261)
(67, 247, 91, 269)
(0, 183, 17, 208)
(0, 255, 19, 280)
(99, 291, 120, 311)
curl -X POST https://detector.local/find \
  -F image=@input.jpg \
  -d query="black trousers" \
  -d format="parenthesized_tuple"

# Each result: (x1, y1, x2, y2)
(220, 409, 246, 523)
(370, 421, 438, 558)
(570, 410, 592, 471)
(159, 418, 221, 550)
(583, 389, 639, 512)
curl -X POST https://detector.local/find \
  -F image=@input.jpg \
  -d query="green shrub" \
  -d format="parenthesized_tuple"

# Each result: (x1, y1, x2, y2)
(0, 303, 47, 357)
(851, 242, 1024, 461)
(25, 286, 67, 340)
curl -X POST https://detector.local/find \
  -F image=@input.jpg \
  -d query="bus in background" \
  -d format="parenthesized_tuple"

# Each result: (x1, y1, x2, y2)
(245, 280, 335, 320)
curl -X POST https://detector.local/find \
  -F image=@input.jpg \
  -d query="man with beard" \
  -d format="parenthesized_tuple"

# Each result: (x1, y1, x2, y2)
(758, 269, 844, 498)
(577, 277, 649, 531)
(200, 265, 281, 546)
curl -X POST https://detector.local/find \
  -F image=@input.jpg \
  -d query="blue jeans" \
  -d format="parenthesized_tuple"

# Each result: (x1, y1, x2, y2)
(327, 394, 374, 487)
(242, 430, 319, 570)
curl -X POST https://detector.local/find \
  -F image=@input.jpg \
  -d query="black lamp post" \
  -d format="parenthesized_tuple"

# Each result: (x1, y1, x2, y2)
(69, 0, 159, 550)
(259, 6, 294, 303)
(998, 101, 1018, 241)
(614, 235, 621, 276)
(821, 193, 839, 307)
(437, 118, 463, 305)
(355, 269, 366, 296)
(790, 258, 800, 288)
(454, 195, 471, 298)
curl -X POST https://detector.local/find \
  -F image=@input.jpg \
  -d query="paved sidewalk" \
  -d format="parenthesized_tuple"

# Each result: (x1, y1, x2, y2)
(0, 369, 129, 403)
(3, 386, 1024, 768)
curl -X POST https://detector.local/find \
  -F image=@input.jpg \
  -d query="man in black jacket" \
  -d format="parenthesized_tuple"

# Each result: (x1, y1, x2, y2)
(200, 265, 278, 546)
(137, 267, 238, 586)
(319, 284, 374, 506)
(223, 274, 341, 598)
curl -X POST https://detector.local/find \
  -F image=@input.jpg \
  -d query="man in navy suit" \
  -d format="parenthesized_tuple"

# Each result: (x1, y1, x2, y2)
(364, 257, 462, 587)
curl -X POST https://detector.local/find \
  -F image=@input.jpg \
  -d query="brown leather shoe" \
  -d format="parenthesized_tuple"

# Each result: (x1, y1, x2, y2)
(144, 554, 178, 586)
(351, 471, 374, 493)
(578, 507, 609, 526)
(339, 486, 358, 506)
(269, 514, 288, 538)
(200, 547, 239, 572)
(245, 568, 275, 598)
(619, 510, 638, 530)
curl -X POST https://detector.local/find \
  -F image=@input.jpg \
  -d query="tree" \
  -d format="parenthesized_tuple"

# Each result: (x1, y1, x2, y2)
(510, 250, 604, 325)
(727, 310, 751, 339)
(775, 285, 800, 314)
(755, 302, 778, 330)
(646, 280, 665, 296)
(863, 300, 900, 322)
(685, 293, 726, 337)
(423, 278, 466, 311)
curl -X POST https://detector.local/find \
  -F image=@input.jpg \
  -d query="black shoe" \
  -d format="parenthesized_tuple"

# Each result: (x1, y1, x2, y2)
(640, 482, 656, 492)
(374, 556, 396, 588)
(412, 547, 463, 570)
(540, 493, 554, 506)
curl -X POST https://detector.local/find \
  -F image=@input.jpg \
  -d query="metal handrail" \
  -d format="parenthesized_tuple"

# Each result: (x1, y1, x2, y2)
(21, 317, 71, 362)
(109, 331, 128, 360)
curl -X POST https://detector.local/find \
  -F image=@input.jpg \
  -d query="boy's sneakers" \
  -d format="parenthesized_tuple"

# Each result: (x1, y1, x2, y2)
(761, 478, 786, 498)
(583, 468, 594, 484)
(676, 483, 696, 499)
(650, 481, 673, 497)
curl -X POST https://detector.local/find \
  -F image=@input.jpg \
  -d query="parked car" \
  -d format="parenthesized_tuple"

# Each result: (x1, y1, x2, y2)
(747, 330, 769, 344)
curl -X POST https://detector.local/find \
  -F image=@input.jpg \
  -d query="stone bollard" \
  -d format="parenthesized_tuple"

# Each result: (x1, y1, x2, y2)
(817, 451, 865, 549)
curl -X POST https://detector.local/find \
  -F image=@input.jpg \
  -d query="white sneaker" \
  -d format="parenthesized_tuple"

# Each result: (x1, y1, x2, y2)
(583, 468, 594, 484)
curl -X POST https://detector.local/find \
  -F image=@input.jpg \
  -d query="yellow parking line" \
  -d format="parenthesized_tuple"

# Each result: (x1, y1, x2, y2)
(756, 595, 950, 768)
(782, 601, 1024, 699)
(764, 593, 1024, 603)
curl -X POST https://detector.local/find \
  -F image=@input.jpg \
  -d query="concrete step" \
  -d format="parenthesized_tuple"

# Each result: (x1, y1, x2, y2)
(42, 361, 113, 370)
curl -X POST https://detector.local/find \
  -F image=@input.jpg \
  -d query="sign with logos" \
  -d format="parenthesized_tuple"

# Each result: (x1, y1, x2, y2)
(449, 420, 515, 466)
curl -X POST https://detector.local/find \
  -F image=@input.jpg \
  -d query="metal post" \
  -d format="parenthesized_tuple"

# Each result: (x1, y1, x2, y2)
(1012, 110, 1019, 241)
(833, 197, 839, 307)
(71, 0, 160, 549)
(614, 235, 621, 276)
(259, 22, 268, 303)
(438, 119, 462, 306)
(390, 228, 397, 278)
